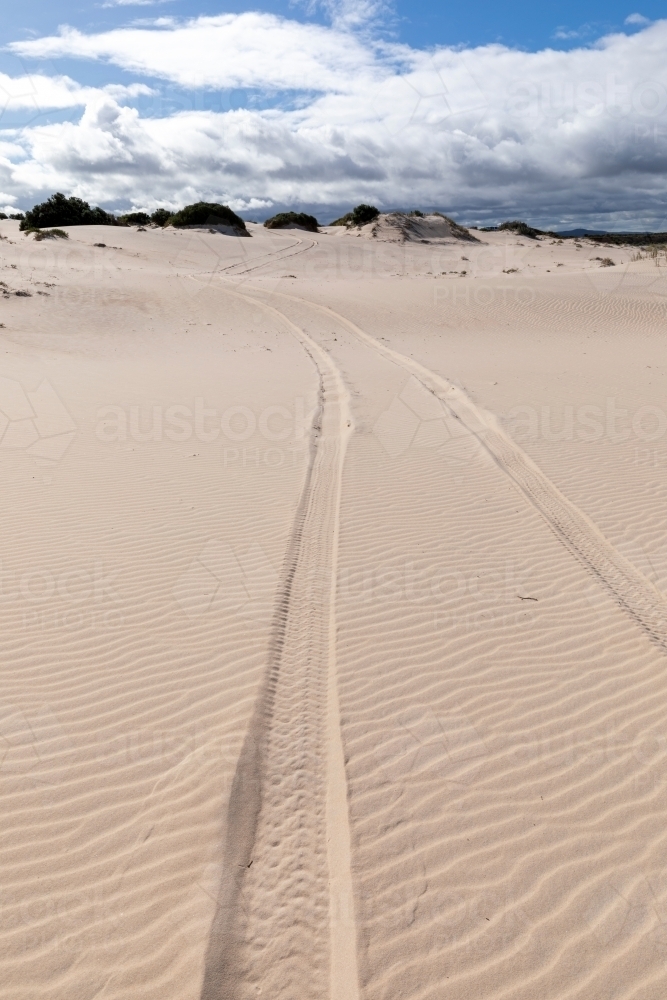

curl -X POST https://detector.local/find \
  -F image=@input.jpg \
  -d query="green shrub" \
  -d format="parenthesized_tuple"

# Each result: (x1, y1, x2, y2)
(330, 213, 352, 226)
(9, 213, 24, 221)
(263, 211, 319, 232)
(33, 228, 69, 241)
(150, 208, 172, 226)
(168, 202, 247, 232)
(21, 193, 113, 230)
(331, 204, 380, 227)
(117, 211, 151, 226)
(351, 204, 379, 226)
(498, 220, 541, 239)
(0, 213, 7, 220)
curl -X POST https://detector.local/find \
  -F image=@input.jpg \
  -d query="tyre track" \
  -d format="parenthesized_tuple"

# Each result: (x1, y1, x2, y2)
(257, 289, 667, 657)
(200, 291, 358, 1000)
(220, 236, 318, 277)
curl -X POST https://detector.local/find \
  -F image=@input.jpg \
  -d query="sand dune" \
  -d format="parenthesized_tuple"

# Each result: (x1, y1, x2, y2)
(330, 212, 479, 244)
(1, 218, 667, 998)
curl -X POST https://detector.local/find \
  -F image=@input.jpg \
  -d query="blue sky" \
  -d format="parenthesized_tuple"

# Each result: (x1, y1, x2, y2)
(3, 1, 664, 51)
(1, 3, 666, 227)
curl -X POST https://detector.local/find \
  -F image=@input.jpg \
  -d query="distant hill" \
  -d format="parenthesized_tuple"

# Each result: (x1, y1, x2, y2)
(553, 229, 607, 237)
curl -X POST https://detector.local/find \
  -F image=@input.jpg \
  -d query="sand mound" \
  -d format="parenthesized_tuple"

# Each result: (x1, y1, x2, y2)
(339, 212, 478, 244)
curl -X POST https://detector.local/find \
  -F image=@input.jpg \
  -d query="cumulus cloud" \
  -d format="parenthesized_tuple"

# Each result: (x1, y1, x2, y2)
(625, 13, 651, 26)
(9, 14, 382, 93)
(3, 13, 667, 226)
(0, 73, 152, 115)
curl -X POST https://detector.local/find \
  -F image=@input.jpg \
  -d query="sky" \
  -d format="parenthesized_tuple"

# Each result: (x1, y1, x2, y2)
(1, 1, 666, 228)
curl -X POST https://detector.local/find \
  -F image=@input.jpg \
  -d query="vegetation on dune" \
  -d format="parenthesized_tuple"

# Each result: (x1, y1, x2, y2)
(117, 211, 151, 226)
(166, 202, 248, 232)
(150, 208, 172, 226)
(18, 195, 250, 232)
(33, 229, 69, 241)
(497, 220, 541, 239)
(588, 231, 667, 246)
(21, 193, 114, 230)
(331, 204, 380, 227)
(0, 213, 6, 220)
(263, 211, 319, 232)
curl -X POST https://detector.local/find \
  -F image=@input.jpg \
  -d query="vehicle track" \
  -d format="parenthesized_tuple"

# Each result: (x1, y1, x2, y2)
(254, 288, 667, 657)
(200, 291, 358, 1000)
(219, 235, 318, 277)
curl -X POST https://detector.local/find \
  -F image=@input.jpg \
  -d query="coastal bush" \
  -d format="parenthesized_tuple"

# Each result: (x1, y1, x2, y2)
(33, 229, 69, 241)
(351, 204, 380, 226)
(498, 220, 540, 239)
(0, 213, 6, 220)
(264, 211, 319, 232)
(167, 202, 248, 232)
(21, 193, 113, 230)
(150, 208, 172, 226)
(9, 214, 24, 220)
(118, 211, 151, 226)
(331, 204, 380, 227)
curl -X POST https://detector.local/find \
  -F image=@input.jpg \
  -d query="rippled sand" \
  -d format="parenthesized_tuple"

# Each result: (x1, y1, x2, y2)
(1, 217, 666, 999)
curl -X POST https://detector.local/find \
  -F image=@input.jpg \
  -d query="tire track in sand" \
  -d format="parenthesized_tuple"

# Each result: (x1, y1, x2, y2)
(261, 289, 667, 657)
(200, 291, 358, 1000)
(220, 236, 318, 277)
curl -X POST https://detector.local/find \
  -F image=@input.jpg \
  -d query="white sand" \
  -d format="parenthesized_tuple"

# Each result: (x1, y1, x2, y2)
(1, 217, 667, 999)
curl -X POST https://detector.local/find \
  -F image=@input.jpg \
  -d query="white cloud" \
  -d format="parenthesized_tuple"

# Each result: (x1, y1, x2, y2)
(0, 72, 152, 114)
(296, 0, 394, 31)
(625, 13, 651, 26)
(553, 26, 587, 40)
(3, 14, 667, 226)
(9, 14, 383, 93)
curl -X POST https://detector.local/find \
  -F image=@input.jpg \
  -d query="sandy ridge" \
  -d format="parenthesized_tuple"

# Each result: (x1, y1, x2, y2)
(200, 289, 357, 1000)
